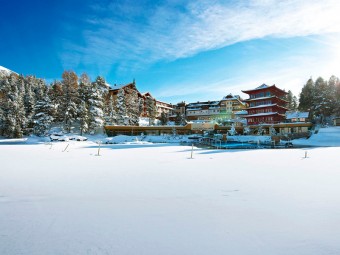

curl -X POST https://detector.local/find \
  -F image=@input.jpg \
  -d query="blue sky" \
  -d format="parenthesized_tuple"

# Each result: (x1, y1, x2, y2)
(1, 0, 340, 104)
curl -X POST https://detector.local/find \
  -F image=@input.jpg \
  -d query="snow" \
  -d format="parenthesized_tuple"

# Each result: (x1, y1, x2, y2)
(0, 138, 28, 143)
(0, 65, 14, 76)
(294, 126, 340, 147)
(286, 111, 309, 119)
(1, 129, 340, 254)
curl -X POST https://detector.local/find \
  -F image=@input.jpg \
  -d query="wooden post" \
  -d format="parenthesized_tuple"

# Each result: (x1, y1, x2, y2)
(62, 143, 69, 152)
(190, 143, 194, 159)
(97, 142, 101, 156)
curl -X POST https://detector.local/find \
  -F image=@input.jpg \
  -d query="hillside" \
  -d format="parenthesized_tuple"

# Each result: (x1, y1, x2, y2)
(0, 65, 14, 76)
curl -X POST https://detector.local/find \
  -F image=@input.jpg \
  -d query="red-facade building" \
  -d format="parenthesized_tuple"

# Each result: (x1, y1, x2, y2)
(242, 84, 288, 125)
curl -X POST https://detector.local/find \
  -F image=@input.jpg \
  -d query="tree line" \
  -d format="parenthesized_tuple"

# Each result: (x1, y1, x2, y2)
(0, 71, 157, 138)
(298, 75, 340, 124)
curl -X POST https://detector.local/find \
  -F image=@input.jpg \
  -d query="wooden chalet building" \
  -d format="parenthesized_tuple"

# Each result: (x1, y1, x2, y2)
(108, 80, 142, 102)
(108, 81, 153, 118)
(242, 84, 288, 125)
(108, 81, 173, 120)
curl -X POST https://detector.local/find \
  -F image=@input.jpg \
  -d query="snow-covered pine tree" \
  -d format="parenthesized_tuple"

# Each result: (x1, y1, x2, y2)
(286, 90, 298, 111)
(243, 126, 251, 135)
(313, 77, 327, 122)
(104, 94, 117, 125)
(299, 78, 315, 113)
(174, 112, 186, 126)
(2, 99, 17, 138)
(138, 97, 144, 117)
(116, 88, 127, 125)
(48, 80, 63, 123)
(160, 111, 168, 125)
(269, 125, 277, 136)
(0, 74, 10, 136)
(78, 73, 91, 104)
(78, 100, 89, 135)
(23, 82, 36, 132)
(145, 95, 157, 126)
(229, 123, 237, 136)
(88, 76, 108, 133)
(60, 71, 79, 133)
(78, 73, 92, 134)
(33, 94, 54, 136)
(125, 87, 139, 125)
(0, 74, 25, 137)
(329, 75, 340, 115)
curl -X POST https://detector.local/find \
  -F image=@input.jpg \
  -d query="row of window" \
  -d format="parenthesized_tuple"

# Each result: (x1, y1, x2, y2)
(187, 110, 220, 115)
(249, 108, 273, 114)
(247, 116, 274, 123)
(249, 91, 271, 99)
(249, 100, 272, 107)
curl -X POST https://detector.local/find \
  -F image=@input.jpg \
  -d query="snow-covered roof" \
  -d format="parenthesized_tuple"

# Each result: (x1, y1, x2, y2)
(286, 111, 309, 119)
(247, 104, 287, 110)
(222, 93, 238, 100)
(242, 84, 287, 95)
(110, 84, 127, 90)
(255, 84, 269, 89)
(187, 101, 219, 107)
(244, 95, 288, 103)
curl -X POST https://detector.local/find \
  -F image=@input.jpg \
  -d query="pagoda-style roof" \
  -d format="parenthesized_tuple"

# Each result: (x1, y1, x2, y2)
(242, 84, 287, 95)
(244, 112, 286, 118)
(244, 95, 288, 103)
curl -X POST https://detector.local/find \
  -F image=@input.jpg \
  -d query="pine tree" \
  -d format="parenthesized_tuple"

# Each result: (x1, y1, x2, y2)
(328, 75, 340, 115)
(138, 97, 144, 117)
(299, 78, 315, 112)
(116, 88, 127, 125)
(88, 76, 108, 133)
(1, 74, 27, 138)
(78, 73, 91, 103)
(60, 71, 79, 132)
(313, 77, 334, 123)
(78, 100, 89, 135)
(33, 94, 54, 136)
(160, 111, 168, 125)
(125, 87, 139, 125)
(78, 73, 92, 134)
(287, 90, 298, 111)
(145, 95, 157, 125)
(23, 82, 36, 131)
(48, 80, 63, 123)
(104, 94, 117, 125)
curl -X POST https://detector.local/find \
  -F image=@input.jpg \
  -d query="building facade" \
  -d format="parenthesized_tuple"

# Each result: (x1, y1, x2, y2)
(155, 100, 174, 119)
(185, 101, 221, 121)
(242, 84, 288, 125)
(286, 111, 310, 123)
(219, 94, 247, 120)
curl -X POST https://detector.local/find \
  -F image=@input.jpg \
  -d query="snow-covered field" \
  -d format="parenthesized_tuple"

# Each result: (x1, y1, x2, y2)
(1, 136, 340, 255)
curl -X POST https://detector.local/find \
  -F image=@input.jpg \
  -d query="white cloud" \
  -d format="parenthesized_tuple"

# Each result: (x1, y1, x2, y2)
(154, 35, 340, 104)
(60, 0, 340, 84)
